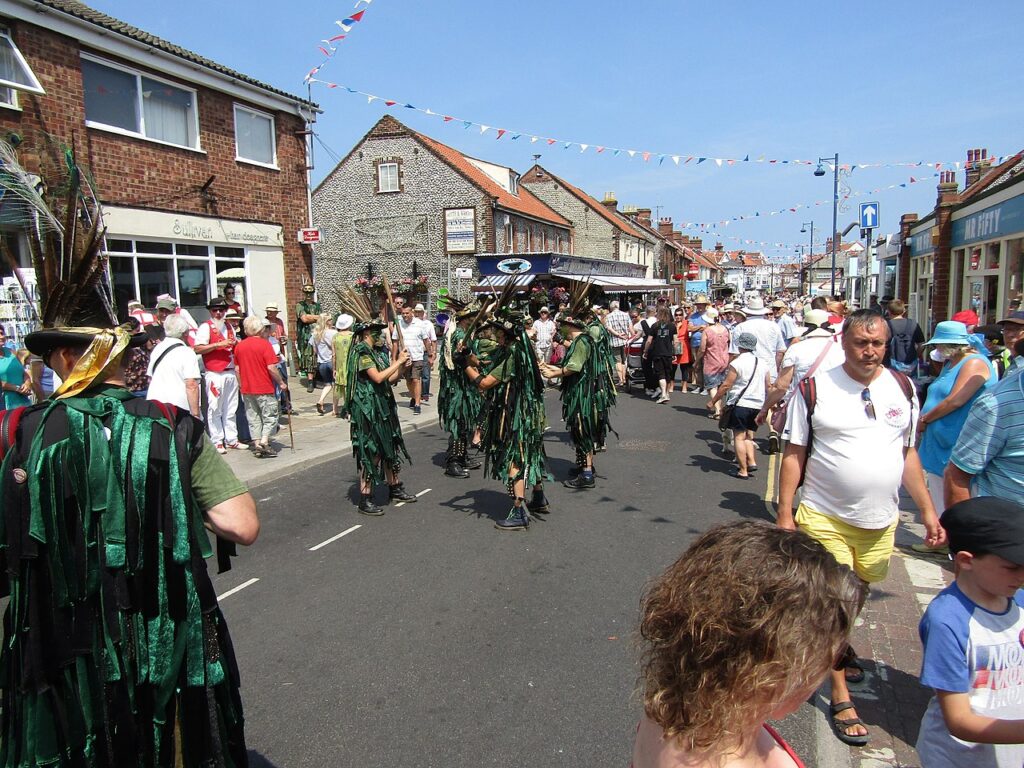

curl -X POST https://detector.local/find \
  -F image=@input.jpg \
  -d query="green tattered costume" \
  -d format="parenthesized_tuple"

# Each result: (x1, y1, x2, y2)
(0, 387, 248, 767)
(559, 332, 607, 457)
(345, 340, 411, 485)
(480, 330, 549, 490)
(294, 298, 321, 377)
(438, 326, 483, 456)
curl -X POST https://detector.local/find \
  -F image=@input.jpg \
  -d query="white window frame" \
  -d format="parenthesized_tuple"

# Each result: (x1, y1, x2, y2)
(377, 161, 400, 193)
(81, 53, 202, 152)
(233, 103, 278, 169)
(0, 29, 44, 95)
(508, 171, 519, 196)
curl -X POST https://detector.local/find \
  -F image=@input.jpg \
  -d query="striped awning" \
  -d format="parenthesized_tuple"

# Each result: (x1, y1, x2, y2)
(471, 274, 535, 292)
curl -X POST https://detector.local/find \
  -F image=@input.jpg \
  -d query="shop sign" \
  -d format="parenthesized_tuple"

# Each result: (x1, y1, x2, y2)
(455, 267, 473, 279)
(497, 257, 533, 274)
(687, 263, 700, 279)
(297, 228, 321, 244)
(909, 228, 934, 257)
(952, 194, 1024, 247)
(444, 208, 476, 254)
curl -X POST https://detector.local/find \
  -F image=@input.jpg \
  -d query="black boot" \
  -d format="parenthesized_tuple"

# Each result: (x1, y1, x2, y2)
(462, 455, 482, 470)
(357, 494, 384, 516)
(563, 470, 595, 489)
(494, 505, 529, 531)
(527, 491, 550, 515)
(389, 482, 417, 503)
(444, 460, 470, 478)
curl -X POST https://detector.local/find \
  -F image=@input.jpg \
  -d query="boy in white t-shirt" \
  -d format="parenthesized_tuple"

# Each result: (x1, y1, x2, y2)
(917, 496, 1024, 768)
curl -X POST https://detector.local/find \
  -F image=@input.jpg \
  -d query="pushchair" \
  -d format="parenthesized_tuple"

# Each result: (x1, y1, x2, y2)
(624, 338, 647, 392)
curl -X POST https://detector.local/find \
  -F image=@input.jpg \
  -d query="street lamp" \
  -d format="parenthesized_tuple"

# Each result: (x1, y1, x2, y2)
(800, 221, 814, 296)
(814, 154, 840, 297)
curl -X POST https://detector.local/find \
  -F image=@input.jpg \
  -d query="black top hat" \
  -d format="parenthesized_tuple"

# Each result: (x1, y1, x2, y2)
(207, 296, 229, 310)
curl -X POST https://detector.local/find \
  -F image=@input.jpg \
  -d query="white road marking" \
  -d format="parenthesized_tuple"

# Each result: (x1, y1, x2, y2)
(394, 488, 432, 508)
(309, 524, 361, 551)
(217, 578, 259, 601)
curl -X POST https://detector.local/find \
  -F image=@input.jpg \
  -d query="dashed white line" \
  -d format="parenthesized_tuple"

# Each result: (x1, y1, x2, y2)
(394, 488, 432, 508)
(308, 524, 362, 551)
(217, 577, 259, 601)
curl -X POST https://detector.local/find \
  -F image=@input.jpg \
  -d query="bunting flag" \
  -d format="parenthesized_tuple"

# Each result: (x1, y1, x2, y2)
(303, 78, 990, 173)
(304, 1, 375, 83)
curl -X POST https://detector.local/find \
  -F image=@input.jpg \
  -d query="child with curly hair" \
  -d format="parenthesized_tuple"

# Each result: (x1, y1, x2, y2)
(632, 521, 866, 767)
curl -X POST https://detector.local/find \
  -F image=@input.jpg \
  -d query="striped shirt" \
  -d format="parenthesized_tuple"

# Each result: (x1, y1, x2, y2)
(950, 370, 1024, 501)
(604, 310, 633, 348)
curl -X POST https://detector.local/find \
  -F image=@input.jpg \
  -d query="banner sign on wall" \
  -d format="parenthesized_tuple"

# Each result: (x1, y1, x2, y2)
(444, 208, 476, 254)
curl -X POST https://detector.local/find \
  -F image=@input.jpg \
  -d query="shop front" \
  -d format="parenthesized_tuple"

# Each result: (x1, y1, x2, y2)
(102, 207, 288, 326)
(473, 252, 672, 309)
(950, 185, 1024, 323)
(908, 218, 937, 331)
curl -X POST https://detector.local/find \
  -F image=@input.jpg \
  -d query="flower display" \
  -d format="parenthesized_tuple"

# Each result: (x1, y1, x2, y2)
(392, 275, 429, 295)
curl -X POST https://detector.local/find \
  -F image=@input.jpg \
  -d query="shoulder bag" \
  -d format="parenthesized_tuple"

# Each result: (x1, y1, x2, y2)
(770, 340, 833, 434)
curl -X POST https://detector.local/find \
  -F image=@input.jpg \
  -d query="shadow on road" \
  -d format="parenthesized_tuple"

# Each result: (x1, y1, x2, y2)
(247, 750, 284, 767)
(718, 490, 773, 522)
(439, 486, 520, 524)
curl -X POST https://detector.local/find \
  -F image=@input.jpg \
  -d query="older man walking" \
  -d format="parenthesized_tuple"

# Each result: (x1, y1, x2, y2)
(603, 300, 633, 386)
(147, 313, 201, 418)
(777, 309, 943, 747)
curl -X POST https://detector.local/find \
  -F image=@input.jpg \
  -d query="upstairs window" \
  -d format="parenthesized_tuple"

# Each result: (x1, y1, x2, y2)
(0, 30, 44, 95)
(508, 171, 519, 195)
(377, 161, 400, 193)
(234, 104, 277, 167)
(81, 55, 199, 149)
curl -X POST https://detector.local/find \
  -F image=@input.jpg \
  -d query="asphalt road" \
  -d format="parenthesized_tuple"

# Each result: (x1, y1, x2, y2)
(210, 387, 818, 768)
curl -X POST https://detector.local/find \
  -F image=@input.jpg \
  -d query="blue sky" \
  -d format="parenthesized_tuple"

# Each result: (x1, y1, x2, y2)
(89, 0, 1024, 260)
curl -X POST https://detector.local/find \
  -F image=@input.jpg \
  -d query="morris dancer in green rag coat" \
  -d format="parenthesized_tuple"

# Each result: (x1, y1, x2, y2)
(0, 139, 259, 767)
(345, 318, 418, 516)
(457, 310, 550, 531)
(438, 301, 484, 478)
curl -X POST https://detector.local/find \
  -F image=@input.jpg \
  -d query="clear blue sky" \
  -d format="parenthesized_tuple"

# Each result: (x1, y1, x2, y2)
(89, 0, 1024, 259)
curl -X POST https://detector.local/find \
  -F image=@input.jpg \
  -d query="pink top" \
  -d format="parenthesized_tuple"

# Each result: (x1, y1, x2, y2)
(630, 720, 803, 768)
(702, 324, 731, 375)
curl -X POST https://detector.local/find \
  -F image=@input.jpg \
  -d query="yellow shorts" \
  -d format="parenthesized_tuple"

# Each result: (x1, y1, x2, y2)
(795, 503, 897, 584)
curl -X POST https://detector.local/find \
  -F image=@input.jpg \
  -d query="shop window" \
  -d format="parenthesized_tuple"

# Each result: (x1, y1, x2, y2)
(175, 243, 209, 257)
(986, 241, 1001, 270)
(110, 256, 136, 320)
(376, 160, 400, 193)
(0, 30, 44, 95)
(82, 55, 199, 149)
(135, 240, 173, 255)
(234, 104, 277, 167)
(176, 259, 209, 315)
(1006, 238, 1023, 313)
(136, 257, 175, 308)
(106, 239, 133, 253)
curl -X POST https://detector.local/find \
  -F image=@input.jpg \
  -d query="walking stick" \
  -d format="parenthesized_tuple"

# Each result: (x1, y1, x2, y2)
(380, 275, 405, 355)
(283, 387, 296, 451)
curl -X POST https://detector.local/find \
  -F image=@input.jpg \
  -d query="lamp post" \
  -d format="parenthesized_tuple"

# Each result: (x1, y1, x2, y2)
(814, 154, 840, 297)
(800, 221, 814, 296)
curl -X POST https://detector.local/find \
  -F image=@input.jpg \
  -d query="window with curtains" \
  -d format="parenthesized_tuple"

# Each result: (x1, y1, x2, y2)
(81, 54, 199, 149)
(0, 30, 44, 95)
(234, 104, 276, 167)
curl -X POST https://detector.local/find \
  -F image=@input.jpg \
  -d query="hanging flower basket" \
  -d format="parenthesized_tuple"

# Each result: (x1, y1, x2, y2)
(392, 275, 429, 295)
(354, 276, 384, 294)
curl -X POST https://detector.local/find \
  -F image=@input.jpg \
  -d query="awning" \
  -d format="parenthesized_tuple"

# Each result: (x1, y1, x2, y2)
(555, 274, 673, 292)
(472, 274, 535, 292)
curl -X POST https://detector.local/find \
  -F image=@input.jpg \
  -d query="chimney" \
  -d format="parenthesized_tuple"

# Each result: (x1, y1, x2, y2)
(602, 191, 618, 211)
(636, 208, 652, 227)
(714, 242, 724, 252)
(658, 217, 673, 237)
(938, 170, 959, 206)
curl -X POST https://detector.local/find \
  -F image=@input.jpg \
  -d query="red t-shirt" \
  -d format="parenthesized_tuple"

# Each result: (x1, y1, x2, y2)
(234, 336, 278, 395)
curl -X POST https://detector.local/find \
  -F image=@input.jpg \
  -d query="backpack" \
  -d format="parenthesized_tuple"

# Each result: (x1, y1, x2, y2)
(796, 369, 916, 486)
(886, 318, 918, 365)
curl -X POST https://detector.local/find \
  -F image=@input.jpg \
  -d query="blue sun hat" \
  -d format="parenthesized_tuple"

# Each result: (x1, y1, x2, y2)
(923, 320, 970, 347)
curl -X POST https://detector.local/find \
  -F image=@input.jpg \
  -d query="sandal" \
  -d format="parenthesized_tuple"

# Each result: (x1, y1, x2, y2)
(844, 659, 865, 684)
(731, 470, 750, 479)
(829, 701, 870, 746)
(748, 464, 759, 473)
(316, 403, 325, 415)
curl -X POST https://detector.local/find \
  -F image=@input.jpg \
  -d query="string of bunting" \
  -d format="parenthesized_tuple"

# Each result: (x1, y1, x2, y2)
(304, 78, 1008, 173)
(304, 0, 374, 84)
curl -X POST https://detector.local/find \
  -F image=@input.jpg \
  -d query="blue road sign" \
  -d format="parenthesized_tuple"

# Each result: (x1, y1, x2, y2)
(859, 202, 880, 229)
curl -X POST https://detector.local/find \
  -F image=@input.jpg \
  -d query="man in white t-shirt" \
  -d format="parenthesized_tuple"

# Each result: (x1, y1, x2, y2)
(396, 305, 431, 415)
(777, 309, 944, 747)
(533, 307, 556, 364)
(413, 304, 437, 403)
(147, 313, 201, 418)
(728, 298, 786, 380)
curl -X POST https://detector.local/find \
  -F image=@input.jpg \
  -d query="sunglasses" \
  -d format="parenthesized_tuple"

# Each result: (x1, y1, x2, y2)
(861, 387, 876, 420)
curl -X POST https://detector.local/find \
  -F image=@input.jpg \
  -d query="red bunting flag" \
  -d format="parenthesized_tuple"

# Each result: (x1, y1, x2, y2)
(329, 35, 346, 42)
(443, 116, 453, 122)
(596, 146, 605, 153)
(546, 138, 556, 145)
(642, 151, 651, 162)
(384, 100, 396, 106)
(351, 10, 366, 21)
(495, 129, 506, 140)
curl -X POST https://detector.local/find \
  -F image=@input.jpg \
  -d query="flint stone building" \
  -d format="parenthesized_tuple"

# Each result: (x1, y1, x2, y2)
(311, 115, 572, 313)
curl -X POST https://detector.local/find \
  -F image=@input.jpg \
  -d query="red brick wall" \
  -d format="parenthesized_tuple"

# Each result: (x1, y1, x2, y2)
(0, 22, 312, 333)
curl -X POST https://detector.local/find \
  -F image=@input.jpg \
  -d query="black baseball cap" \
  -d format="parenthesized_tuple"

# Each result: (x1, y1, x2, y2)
(941, 497, 1024, 565)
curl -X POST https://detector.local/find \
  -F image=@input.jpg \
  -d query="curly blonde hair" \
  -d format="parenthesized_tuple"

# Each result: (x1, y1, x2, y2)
(638, 521, 865, 757)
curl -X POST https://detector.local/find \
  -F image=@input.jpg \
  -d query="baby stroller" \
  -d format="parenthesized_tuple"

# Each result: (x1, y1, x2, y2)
(625, 338, 646, 392)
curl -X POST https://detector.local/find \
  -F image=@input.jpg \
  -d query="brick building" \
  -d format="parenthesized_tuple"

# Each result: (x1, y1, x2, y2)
(0, 0, 317, 334)
(901, 148, 1024, 331)
(311, 115, 572, 312)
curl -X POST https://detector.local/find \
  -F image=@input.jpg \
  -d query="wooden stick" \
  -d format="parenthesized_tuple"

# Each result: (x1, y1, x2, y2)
(380, 275, 405, 354)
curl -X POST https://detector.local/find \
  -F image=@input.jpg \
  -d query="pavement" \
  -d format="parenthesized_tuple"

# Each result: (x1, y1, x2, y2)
(212, 376, 953, 767)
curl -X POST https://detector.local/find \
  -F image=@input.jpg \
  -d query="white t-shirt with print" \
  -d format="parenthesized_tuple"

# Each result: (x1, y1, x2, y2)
(727, 352, 768, 409)
(786, 365, 918, 529)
